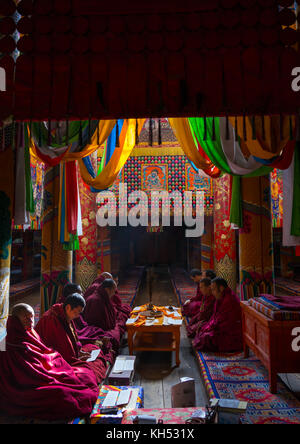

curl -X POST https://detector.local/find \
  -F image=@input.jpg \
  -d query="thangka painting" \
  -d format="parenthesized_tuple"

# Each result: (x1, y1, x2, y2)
(271, 169, 283, 228)
(141, 164, 168, 192)
(14, 156, 44, 230)
(185, 164, 213, 195)
(31, 158, 45, 219)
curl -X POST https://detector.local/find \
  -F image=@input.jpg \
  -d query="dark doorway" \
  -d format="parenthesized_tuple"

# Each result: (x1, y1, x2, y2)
(111, 225, 188, 273)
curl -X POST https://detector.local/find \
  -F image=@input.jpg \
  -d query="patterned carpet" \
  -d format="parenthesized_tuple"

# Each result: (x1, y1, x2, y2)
(9, 277, 40, 299)
(171, 268, 300, 425)
(196, 351, 300, 424)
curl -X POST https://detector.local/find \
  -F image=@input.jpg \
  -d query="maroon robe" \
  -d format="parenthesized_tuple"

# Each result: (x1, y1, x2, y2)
(83, 282, 100, 301)
(193, 288, 243, 352)
(111, 289, 131, 323)
(0, 316, 98, 420)
(72, 315, 119, 352)
(35, 304, 111, 384)
(83, 275, 110, 300)
(83, 285, 125, 346)
(186, 291, 215, 338)
(182, 283, 203, 317)
(84, 275, 131, 323)
(58, 293, 118, 352)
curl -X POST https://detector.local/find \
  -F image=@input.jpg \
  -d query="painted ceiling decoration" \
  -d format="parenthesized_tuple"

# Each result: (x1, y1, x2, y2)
(0, 0, 299, 121)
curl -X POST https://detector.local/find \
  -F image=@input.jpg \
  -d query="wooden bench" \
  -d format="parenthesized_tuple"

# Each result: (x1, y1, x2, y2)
(241, 301, 300, 394)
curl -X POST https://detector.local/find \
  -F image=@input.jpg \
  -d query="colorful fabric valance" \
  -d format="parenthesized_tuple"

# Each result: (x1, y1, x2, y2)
(229, 116, 295, 160)
(189, 117, 274, 178)
(58, 161, 82, 250)
(29, 120, 116, 165)
(78, 119, 145, 191)
(168, 118, 221, 179)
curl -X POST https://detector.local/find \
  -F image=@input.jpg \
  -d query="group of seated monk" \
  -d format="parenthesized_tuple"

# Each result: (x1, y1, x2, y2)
(183, 269, 243, 353)
(0, 272, 132, 421)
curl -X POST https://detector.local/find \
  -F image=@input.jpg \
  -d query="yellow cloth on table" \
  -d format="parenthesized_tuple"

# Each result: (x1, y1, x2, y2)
(129, 305, 182, 327)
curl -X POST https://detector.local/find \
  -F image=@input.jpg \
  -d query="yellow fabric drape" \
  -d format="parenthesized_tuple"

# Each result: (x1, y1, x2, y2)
(169, 118, 210, 170)
(78, 119, 146, 190)
(229, 116, 295, 160)
(29, 120, 116, 163)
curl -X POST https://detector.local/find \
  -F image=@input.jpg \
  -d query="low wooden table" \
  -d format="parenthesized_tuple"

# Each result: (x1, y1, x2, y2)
(241, 301, 300, 394)
(126, 306, 181, 367)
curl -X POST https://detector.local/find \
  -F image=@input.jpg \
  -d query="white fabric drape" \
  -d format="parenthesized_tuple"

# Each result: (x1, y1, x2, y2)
(283, 154, 300, 246)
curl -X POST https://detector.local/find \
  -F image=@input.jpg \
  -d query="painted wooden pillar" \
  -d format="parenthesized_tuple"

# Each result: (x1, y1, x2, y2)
(213, 174, 237, 291)
(75, 165, 98, 292)
(239, 175, 274, 300)
(40, 165, 72, 314)
(0, 149, 14, 345)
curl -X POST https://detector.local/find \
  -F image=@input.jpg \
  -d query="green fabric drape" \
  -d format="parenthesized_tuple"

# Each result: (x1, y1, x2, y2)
(31, 121, 93, 149)
(291, 142, 300, 236)
(188, 117, 272, 178)
(63, 234, 80, 251)
(230, 176, 243, 228)
(189, 117, 273, 228)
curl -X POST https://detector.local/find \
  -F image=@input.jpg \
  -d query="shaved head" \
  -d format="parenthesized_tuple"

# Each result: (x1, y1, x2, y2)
(11, 303, 34, 317)
(100, 272, 112, 279)
(11, 304, 35, 330)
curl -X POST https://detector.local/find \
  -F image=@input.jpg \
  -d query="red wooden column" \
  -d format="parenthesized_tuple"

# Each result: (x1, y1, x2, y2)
(213, 174, 237, 291)
(75, 165, 98, 292)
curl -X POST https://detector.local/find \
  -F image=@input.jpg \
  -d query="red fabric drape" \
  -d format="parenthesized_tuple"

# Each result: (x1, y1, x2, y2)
(65, 161, 78, 234)
(2, 1, 298, 121)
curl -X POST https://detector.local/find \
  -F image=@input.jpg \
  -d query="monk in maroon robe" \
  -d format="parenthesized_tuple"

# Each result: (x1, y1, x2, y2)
(182, 269, 216, 318)
(193, 278, 243, 353)
(84, 273, 131, 325)
(83, 272, 112, 301)
(59, 283, 119, 352)
(186, 278, 215, 338)
(111, 274, 131, 324)
(0, 304, 98, 420)
(83, 279, 125, 346)
(36, 294, 111, 384)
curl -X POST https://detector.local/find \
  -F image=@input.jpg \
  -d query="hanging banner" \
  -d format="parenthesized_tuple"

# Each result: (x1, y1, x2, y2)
(1, 1, 300, 121)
